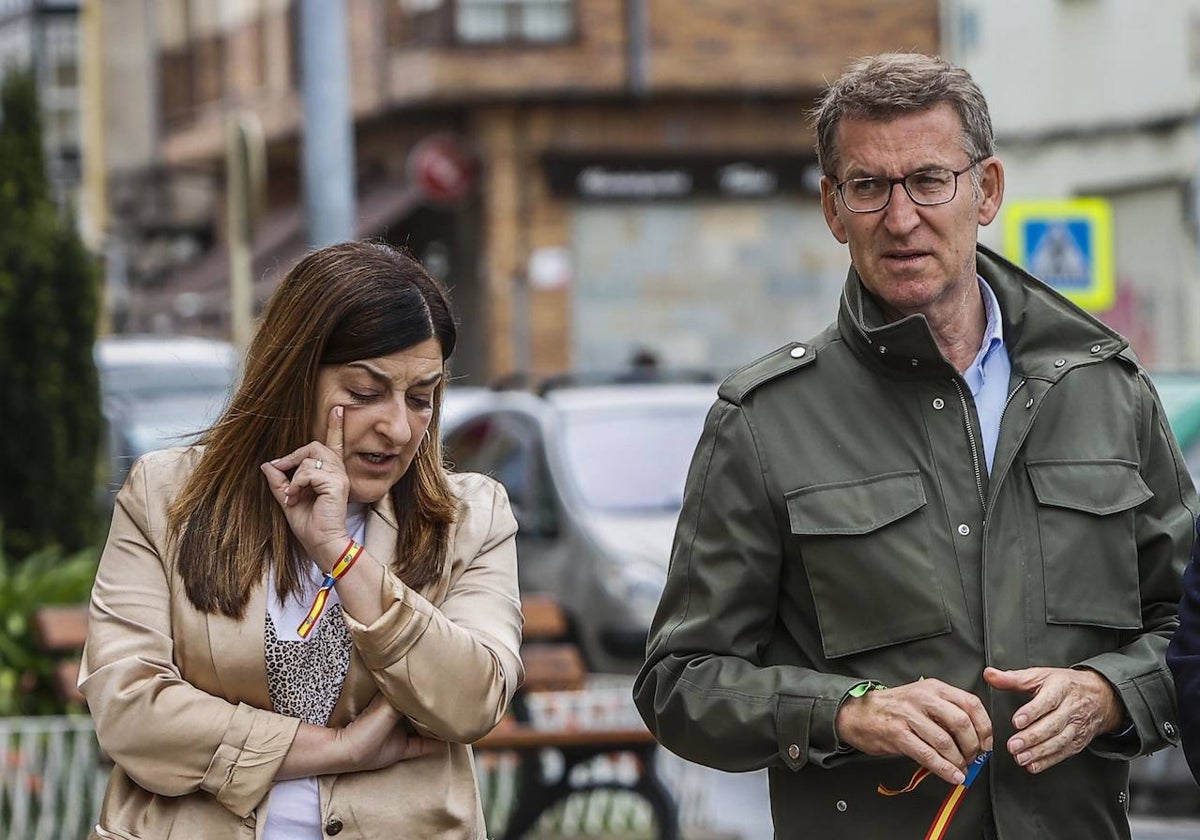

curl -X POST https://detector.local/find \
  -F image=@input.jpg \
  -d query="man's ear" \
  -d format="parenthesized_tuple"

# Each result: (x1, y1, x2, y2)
(821, 177, 849, 244)
(977, 157, 1005, 226)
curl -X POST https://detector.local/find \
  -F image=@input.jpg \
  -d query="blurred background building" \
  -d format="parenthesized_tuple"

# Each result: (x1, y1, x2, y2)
(0, 0, 83, 209)
(84, 0, 938, 384)
(50, 0, 1200, 383)
(947, 0, 1200, 369)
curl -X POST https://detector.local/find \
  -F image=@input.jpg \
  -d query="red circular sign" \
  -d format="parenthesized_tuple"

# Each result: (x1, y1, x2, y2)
(407, 134, 478, 206)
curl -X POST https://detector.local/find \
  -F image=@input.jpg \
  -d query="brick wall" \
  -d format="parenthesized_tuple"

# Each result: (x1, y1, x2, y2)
(647, 0, 941, 92)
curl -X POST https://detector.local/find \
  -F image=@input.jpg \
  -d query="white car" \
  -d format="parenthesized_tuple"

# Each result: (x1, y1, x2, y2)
(443, 380, 715, 674)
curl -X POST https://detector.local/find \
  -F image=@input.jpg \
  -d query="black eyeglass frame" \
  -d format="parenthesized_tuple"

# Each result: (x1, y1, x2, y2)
(834, 157, 989, 214)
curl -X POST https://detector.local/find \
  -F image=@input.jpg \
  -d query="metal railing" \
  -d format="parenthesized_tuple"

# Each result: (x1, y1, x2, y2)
(2, 679, 720, 840)
(0, 715, 107, 840)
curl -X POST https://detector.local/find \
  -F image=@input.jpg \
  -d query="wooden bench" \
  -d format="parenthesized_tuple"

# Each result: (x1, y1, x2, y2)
(31, 604, 89, 707)
(475, 594, 678, 840)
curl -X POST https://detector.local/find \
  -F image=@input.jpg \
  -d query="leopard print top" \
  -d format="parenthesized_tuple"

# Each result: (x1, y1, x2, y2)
(265, 603, 352, 726)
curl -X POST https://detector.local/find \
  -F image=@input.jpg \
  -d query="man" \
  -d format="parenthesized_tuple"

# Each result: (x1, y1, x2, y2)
(633, 53, 1197, 839)
(1168, 532, 1200, 783)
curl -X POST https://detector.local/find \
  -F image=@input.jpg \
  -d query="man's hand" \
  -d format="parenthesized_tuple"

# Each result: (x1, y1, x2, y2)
(983, 666, 1123, 774)
(835, 679, 993, 785)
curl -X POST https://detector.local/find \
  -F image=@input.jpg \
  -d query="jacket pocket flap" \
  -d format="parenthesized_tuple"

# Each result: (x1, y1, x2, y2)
(787, 471, 926, 536)
(1027, 459, 1152, 515)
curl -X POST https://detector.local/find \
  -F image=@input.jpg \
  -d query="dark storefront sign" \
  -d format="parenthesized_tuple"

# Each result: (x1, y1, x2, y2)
(541, 152, 823, 201)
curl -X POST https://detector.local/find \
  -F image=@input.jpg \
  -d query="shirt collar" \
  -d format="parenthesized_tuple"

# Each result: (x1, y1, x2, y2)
(963, 276, 1005, 395)
(980, 276, 1004, 349)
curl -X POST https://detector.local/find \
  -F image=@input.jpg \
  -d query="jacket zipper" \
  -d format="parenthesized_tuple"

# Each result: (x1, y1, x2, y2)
(953, 380, 986, 514)
(980, 378, 1027, 677)
(1000, 379, 1027, 421)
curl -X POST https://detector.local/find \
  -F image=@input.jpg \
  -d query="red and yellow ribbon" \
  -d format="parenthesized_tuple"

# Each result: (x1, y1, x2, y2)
(296, 540, 363, 639)
(878, 750, 990, 840)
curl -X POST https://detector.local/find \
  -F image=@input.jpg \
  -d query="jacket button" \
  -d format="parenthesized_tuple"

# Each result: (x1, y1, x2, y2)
(1165, 722, 1177, 737)
(788, 743, 800, 759)
(790, 346, 806, 359)
(836, 800, 848, 812)
(325, 817, 343, 836)
(932, 398, 945, 410)
(957, 524, 971, 536)
(1090, 344, 1102, 354)
(1054, 358, 1066, 367)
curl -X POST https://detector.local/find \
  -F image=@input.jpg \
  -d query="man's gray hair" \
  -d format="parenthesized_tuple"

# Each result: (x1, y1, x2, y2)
(813, 53, 995, 180)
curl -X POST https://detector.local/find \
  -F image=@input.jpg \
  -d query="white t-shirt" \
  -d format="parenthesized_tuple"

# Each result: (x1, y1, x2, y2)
(262, 506, 366, 839)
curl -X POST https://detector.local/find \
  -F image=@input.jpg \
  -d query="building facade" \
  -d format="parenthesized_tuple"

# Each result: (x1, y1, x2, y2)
(0, 0, 82, 209)
(94, 0, 940, 383)
(946, 0, 1200, 369)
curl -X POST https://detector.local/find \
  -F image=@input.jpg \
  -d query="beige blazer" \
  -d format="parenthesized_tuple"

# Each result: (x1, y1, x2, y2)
(80, 447, 523, 839)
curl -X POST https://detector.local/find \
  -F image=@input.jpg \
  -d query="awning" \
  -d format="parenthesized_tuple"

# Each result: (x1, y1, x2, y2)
(132, 177, 422, 326)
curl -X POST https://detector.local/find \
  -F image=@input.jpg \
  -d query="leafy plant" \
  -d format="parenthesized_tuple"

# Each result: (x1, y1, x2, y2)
(0, 69, 102, 560)
(0, 534, 99, 715)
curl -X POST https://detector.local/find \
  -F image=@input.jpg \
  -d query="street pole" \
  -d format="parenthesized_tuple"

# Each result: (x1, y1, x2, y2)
(226, 112, 265, 356)
(298, 0, 356, 247)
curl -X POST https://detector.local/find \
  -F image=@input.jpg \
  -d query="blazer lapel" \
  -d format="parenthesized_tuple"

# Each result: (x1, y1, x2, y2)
(204, 576, 276, 711)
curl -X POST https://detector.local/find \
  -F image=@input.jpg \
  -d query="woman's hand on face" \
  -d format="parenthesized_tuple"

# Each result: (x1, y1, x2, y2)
(261, 404, 352, 569)
(335, 693, 441, 772)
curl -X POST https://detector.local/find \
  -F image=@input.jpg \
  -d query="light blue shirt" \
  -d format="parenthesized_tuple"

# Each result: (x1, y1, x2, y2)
(963, 278, 1011, 474)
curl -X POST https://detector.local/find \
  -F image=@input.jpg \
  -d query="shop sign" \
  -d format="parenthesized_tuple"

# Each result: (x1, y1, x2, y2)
(542, 153, 821, 201)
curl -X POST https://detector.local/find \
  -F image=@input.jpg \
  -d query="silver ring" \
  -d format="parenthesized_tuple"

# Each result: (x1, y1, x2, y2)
(313, 459, 324, 471)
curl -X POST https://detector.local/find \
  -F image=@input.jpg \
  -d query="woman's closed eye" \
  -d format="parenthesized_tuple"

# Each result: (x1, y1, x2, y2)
(347, 389, 380, 403)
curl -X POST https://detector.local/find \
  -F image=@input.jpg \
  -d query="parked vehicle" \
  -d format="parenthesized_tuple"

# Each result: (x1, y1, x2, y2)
(1129, 370, 1200, 814)
(443, 380, 715, 674)
(1151, 372, 1200, 486)
(95, 335, 237, 504)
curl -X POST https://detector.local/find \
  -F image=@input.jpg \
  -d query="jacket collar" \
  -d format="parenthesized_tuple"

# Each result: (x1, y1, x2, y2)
(837, 243, 1127, 381)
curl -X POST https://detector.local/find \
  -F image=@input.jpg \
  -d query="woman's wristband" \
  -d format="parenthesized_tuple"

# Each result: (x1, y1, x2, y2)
(329, 539, 363, 580)
(297, 539, 363, 639)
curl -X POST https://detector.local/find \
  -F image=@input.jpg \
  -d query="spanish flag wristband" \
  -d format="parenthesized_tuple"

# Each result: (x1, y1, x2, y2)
(296, 539, 363, 639)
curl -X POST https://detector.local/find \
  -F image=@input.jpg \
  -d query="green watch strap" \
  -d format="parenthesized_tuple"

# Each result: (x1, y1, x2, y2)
(847, 680, 887, 698)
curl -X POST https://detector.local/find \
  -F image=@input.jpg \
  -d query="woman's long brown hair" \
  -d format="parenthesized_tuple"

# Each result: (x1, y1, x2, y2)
(169, 241, 459, 616)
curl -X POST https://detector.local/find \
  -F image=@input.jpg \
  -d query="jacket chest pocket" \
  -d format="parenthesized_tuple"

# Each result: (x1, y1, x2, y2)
(1027, 459, 1151, 628)
(786, 471, 950, 659)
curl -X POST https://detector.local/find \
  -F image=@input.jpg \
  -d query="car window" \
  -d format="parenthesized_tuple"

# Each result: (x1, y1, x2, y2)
(446, 412, 557, 532)
(559, 404, 708, 514)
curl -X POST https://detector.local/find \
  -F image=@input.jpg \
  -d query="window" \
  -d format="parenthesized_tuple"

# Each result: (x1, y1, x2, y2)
(392, 0, 574, 47)
(457, 0, 572, 44)
(39, 16, 79, 158)
(445, 412, 557, 534)
(558, 403, 709, 515)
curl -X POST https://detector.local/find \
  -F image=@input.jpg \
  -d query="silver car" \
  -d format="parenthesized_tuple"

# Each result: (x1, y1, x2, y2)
(443, 381, 715, 674)
(95, 335, 238, 501)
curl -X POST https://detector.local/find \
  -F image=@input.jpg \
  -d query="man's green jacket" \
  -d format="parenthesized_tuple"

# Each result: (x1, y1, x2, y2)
(633, 246, 1198, 839)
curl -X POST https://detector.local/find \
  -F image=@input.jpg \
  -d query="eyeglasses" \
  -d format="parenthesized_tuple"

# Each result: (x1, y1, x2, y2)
(835, 158, 987, 213)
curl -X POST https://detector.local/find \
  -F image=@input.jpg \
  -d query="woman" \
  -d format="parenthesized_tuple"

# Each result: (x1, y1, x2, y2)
(81, 241, 523, 838)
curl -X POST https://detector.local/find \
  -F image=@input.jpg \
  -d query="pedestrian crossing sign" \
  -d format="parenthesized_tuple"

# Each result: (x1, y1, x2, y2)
(1003, 197, 1115, 312)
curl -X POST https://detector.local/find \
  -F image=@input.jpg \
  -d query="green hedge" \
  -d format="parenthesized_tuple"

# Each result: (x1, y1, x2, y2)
(0, 70, 102, 559)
